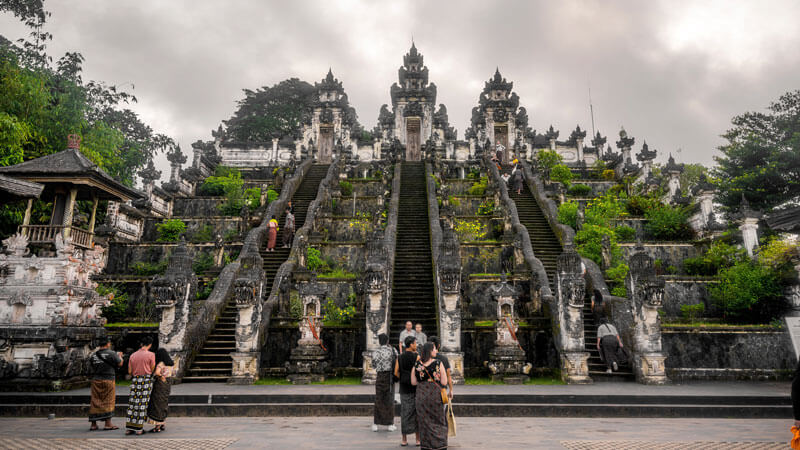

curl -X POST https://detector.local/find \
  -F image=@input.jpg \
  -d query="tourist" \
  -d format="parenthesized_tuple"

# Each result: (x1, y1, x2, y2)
(395, 336, 420, 446)
(596, 318, 623, 373)
(511, 164, 524, 194)
(411, 342, 448, 450)
(88, 336, 123, 431)
(146, 348, 175, 433)
(501, 172, 511, 187)
(415, 323, 427, 347)
(398, 321, 415, 352)
(792, 358, 800, 429)
(428, 336, 453, 401)
(125, 336, 156, 435)
(282, 208, 295, 248)
(372, 333, 397, 432)
(266, 215, 279, 252)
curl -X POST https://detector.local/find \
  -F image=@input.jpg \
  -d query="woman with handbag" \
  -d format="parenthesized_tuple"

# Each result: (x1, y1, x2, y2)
(146, 348, 174, 433)
(411, 342, 448, 450)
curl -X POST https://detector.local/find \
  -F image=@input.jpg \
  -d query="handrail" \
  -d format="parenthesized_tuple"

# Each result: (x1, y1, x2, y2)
(19, 224, 94, 249)
(484, 156, 554, 304)
(425, 162, 443, 333)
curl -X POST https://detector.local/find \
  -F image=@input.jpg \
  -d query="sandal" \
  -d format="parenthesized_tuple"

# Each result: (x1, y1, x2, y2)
(149, 427, 161, 433)
(89, 427, 98, 432)
(125, 430, 135, 435)
(103, 426, 119, 431)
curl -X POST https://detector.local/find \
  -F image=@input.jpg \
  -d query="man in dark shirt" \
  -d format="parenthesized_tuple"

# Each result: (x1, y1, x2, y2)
(395, 336, 420, 446)
(88, 337, 123, 431)
(793, 358, 800, 428)
(429, 336, 453, 401)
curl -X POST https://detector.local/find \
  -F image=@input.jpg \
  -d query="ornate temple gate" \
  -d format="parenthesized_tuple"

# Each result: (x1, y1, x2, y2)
(494, 124, 509, 164)
(406, 117, 421, 161)
(318, 125, 333, 163)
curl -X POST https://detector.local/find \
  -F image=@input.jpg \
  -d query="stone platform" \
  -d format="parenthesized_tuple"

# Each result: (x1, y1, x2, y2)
(0, 381, 790, 419)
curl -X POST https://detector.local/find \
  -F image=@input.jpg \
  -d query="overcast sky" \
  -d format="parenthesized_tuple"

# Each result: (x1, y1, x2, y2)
(2, 0, 799, 181)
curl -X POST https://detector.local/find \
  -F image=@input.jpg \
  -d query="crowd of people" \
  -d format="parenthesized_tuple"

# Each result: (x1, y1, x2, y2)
(372, 322, 453, 449)
(87, 336, 175, 436)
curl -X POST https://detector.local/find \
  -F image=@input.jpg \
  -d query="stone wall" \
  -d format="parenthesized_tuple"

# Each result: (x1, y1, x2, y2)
(459, 245, 505, 274)
(104, 243, 241, 275)
(332, 196, 384, 216)
(172, 197, 226, 217)
(662, 328, 795, 380)
(141, 217, 242, 243)
(261, 324, 365, 371)
(313, 242, 366, 273)
(662, 277, 717, 319)
(463, 277, 534, 320)
(619, 243, 699, 272)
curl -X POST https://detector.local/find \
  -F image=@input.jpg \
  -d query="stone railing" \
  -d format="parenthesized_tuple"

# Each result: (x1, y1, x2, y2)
(484, 157, 553, 309)
(167, 159, 312, 382)
(361, 162, 400, 383)
(426, 162, 465, 383)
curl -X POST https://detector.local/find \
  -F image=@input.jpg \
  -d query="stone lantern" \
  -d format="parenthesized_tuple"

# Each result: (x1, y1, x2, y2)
(616, 128, 635, 165)
(485, 275, 531, 383)
(664, 154, 684, 203)
(286, 281, 329, 384)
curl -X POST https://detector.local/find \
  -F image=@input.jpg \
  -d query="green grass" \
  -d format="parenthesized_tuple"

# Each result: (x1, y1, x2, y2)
(317, 268, 357, 279)
(473, 320, 497, 327)
(254, 378, 292, 385)
(116, 380, 131, 386)
(464, 376, 565, 385)
(104, 322, 159, 328)
(662, 322, 781, 329)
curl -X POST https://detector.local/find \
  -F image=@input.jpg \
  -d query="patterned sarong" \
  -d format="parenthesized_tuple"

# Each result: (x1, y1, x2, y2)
(373, 371, 394, 426)
(125, 375, 153, 431)
(400, 392, 417, 435)
(415, 381, 448, 450)
(88, 379, 115, 422)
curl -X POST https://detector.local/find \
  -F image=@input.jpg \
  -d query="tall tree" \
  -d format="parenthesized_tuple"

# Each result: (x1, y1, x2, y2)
(713, 90, 800, 212)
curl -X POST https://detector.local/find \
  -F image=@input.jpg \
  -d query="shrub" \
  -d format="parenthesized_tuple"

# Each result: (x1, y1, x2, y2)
(550, 164, 574, 187)
(759, 238, 800, 280)
(454, 218, 486, 241)
(322, 297, 357, 325)
(684, 242, 744, 276)
(467, 167, 481, 180)
(131, 260, 167, 276)
(97, 284, 129, 323)
(606, 263, 629, 288)
(196, 277, 217, 300)
(709, 260, 785, 323)
(193, 252, 215, 274)
(467, 176, 488, 196)
(575, 224, 620, 267)
(156, 219, 187, 242)
(585, 192, 627, 227)
(537, 150, 563, 172)
(339, 181, 353, 197)
(614, 225, 636, 241)
(558, 201, 579, 228)
(200, 166, 242, 196)
(266, 189, 279, 204)
(306, 247, 328, 272)
(644, 204, 692, 240)
(602, 169, 616, 181)
(626, 195, 662, 216)
(448, 195, 461, 207)
(223, 229, 239, 242)
(289, 292, 302, 319)
(567, 183, 592, 196)
(245, 187, 262, 209)
(680, 303, 705, 322)
(477, 199, 495, 216)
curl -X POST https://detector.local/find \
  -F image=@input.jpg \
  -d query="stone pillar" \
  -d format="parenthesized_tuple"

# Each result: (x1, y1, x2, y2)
(230, 244, 264, 384)
(555, 246, 591, 384)
(787, 261, 800, 316)
(62, 187, 78, 240)
(576, 137, 584, 163)
(437, 226, 464, 384)
(469, 138, 475, 159)
(549, 138, 556, 151)
(271, 138, 279, 162)
(151, 239, 197, 378)
(626, 243, 668, 385)
(88, 196, 99, 244)
(667, 172, 681, 201)
(22, 199, 33, 227)
(362, 231, 389, 384)
(740, 217, 759, 257)
(485, 276, 532, 384)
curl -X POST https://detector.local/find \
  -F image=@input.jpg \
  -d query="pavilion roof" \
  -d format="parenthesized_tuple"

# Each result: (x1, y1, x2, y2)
(0, 148, 142, 202)
(0, 175, 43, 204)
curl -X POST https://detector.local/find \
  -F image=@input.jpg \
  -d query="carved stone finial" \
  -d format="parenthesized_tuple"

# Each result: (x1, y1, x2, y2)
(67, 134, 81, 149)
(2, 233, 29, 257)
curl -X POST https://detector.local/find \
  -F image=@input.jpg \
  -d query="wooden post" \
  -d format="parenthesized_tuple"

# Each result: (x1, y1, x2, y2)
(88, 195, 99, 245)
(22, 199, 33, 227)
(63, 187, 77, 240)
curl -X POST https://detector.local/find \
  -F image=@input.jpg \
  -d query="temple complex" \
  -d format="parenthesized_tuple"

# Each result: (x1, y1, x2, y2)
(0, 42, 796, 390)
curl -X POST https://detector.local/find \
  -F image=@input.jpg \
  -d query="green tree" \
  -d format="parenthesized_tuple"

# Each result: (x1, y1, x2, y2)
(713, 90, 800, 212)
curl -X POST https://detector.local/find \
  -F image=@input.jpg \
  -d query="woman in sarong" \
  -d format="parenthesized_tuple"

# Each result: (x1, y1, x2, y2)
(88, 337, 123, 431)
(125, 336, 155, 435)
(511, 165, 524, 195)
(372, 333, 397, 432)
(412, 342, 448, 450)
(267, 215, 278, 252)
(147, 348, 174, 433)
(395, 335, 420, 446)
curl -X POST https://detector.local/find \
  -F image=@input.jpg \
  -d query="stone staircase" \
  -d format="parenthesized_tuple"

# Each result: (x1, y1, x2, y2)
(182, 164, 329, 383)
(389, 162, 436, 345)
(508, 178, 633, 381)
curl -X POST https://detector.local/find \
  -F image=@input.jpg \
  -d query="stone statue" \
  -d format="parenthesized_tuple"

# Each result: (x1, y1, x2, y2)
(601, 234, 612, 270)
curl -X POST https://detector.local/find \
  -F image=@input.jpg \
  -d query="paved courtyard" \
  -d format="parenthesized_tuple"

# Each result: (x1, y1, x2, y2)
(0, 417, 788, 449)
